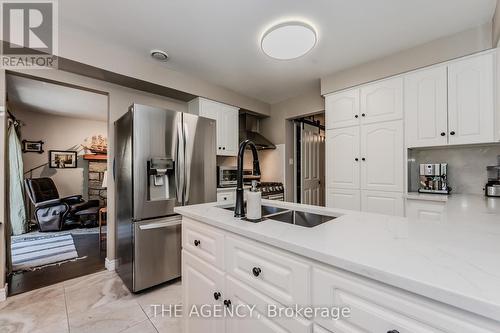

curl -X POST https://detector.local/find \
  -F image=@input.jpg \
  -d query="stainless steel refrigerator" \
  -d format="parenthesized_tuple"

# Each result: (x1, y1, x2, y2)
(115, 104, 216, 292)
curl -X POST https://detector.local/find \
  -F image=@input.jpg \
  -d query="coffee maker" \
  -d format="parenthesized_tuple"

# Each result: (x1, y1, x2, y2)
(418, 163, 451, 194)
(485, 155, 500, 197)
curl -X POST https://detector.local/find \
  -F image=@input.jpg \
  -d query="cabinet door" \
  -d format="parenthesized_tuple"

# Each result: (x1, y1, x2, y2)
(325, 89, 360, 129)
(219, 105, 239, 156)
(360, 77, 403, 124)
(326, 188, 361, 211)
(361, 190, 404, 216)
(225, 276, 311, 333)
(325, 127, 360, 189)
(405, 66, 448, 148)
(183, 250, 225, 333)
(198, 99, 224, 154)
(360, 121, 403, 192)
(448, 53, 495, 145)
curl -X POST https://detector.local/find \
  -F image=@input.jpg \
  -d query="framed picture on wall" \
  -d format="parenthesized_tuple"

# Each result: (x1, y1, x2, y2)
(49, 150, 78, 169)
(22, 140, 44, 154)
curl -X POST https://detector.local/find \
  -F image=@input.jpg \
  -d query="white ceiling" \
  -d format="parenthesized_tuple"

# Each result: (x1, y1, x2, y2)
(60, 0, 496, 104)
(7, 75, 108, 121)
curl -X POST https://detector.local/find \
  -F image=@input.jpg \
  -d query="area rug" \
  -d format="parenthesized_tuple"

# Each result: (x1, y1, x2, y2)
(11, 233, 84, 271)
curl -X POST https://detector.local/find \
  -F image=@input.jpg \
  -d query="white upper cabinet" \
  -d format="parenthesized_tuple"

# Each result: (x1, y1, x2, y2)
(360, 120, 404, 192)
(405, 65, 448, 148)
(325, 127, 360, 189)
(189, 97, 239, 156)
(325, 88, 360, 129)
(360, 77, 403, 124)
(448, 53, 495, 145)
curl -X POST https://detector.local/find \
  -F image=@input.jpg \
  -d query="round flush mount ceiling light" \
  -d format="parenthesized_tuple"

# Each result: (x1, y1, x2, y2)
(261, 21, 317, 60)
(150, 49, 169, 61)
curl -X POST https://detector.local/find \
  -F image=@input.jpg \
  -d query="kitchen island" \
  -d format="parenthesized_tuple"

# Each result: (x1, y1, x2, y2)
(175, 198, 500, 332)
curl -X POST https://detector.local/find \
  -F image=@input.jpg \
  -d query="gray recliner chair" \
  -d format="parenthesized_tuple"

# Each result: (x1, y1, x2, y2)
(25, 177, 100, 231)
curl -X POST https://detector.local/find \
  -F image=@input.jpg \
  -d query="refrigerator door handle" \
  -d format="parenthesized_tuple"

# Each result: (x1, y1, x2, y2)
(175, 120, 184, 204)
(183, 121, 190, 203)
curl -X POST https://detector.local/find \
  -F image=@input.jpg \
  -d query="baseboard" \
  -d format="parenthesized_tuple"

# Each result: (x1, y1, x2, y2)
(0, 283, 7, 302)
(105, 257, 118, 272)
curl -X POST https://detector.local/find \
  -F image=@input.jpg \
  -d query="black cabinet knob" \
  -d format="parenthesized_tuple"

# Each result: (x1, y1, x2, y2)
(362, 157, 366, 161)
(450, 131, 456, 135)
(218, 147, 221, 150)
(223, 299, 231, 308)
(213, 292, 221, 300)
(194, 239, 201, 247)
(440, 132, 446, 136)
(355, 115, 359, 118)
(387, 330, 400, 333)
(361, 113, 366, 117)
(355, 158, 359, 161)
(223, 147, 226, 150)
(252, 267, 262, 277)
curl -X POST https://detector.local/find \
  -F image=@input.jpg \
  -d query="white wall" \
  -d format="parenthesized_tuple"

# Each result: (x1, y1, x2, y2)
(321, 24, 493, 95)
(11, 108, 107, 198)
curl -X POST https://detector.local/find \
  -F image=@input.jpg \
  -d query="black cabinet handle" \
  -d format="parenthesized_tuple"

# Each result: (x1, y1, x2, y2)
(450, 131, 456, 135)
(355, 158, 359, 161)
(361, 157, 366, 161)
(440, 132, 446, 136)
(194, 239, 201, 247)
(223, 299, 231, 308)
(252, 267, 262, 277)
(218, 147, 221, 150)
(387, 330, 400, 333)
(222, 147, 226, 150)
(213, 292, 221, 300)
(354, 114, 359, 118)
(361, 113, 366, 117)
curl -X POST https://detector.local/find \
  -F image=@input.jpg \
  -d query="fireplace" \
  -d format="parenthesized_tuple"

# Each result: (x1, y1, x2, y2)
(84, 154, 107, 207)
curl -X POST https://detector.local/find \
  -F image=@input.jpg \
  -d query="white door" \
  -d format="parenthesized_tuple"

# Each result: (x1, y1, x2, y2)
(225, 276, 311, 333)
(360, 121, 404, 192)
(219, 105, 239, 156)
(301, 123, 324, 206)
(448, 53, 495, 145)
(405, 65, 448, 148)
(183, 250, 225, 333)
(325, 88, 360, 129)
(361, 190, 404, 216)
(360, 77, 403, 124)
(326, 188, 361, 211)
(325, 127, 360, 189)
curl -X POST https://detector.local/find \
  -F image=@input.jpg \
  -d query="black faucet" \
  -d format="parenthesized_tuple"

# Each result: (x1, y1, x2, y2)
(234, 139, 261, 218)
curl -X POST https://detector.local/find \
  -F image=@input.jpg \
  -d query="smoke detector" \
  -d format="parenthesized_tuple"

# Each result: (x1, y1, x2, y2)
(150, 49, 169, 61)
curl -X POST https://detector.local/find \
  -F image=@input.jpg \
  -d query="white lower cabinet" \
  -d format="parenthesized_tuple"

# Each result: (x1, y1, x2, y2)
(182, 250, 225, 333)
(326, 188, 361, 211)
(225, 276, 311, 333)
(361, 190, 404, 216)
(327, 188, 403, 216)
(405, 199, 446, 222)
(182, 218, 498, 333)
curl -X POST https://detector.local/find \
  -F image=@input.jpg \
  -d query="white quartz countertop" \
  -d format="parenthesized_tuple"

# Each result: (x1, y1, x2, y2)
(175, 195, 500, 322)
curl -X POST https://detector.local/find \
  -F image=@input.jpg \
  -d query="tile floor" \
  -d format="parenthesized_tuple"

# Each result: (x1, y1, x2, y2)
(0, 270, 182, 333)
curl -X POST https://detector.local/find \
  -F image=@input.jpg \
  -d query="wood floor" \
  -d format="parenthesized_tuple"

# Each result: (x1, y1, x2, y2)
(8, 233, 106, 296)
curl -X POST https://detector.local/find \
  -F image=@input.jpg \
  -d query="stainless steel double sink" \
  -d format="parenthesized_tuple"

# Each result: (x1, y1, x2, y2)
(222, 204, 336, 228)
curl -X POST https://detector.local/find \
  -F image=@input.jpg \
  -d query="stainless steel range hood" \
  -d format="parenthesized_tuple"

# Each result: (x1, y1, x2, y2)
(239, 113, 276, 150)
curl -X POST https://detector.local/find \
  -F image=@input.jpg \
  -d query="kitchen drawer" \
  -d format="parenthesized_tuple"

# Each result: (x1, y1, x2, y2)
(225, 235, 311, 306)
(217, 191, 235, 204)
(312, 265, 498, 333)
(405, 199, 446, 222)
(225, 276, 312, 333)
(182, 218, 225, 270)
